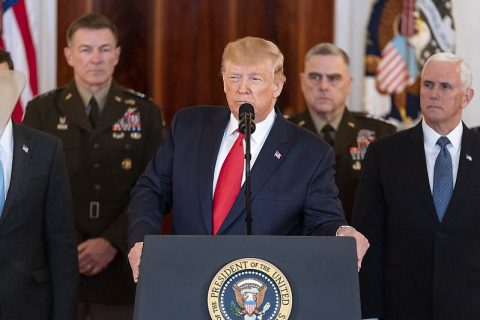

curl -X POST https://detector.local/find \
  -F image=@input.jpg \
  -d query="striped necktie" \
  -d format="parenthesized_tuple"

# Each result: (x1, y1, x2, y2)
(432, 136, 453, 221)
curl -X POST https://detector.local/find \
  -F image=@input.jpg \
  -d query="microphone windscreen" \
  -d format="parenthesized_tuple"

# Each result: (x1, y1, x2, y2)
(239, 103, 254, 118)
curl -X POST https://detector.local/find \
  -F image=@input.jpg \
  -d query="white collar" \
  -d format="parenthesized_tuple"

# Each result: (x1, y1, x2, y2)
(0, 119, 13, 157)
(225, 108, 276, 143)
(422, 119, 463, 152)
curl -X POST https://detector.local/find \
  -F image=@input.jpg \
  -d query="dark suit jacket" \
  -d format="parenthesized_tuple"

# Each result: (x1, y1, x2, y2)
(23, 81, 164, 304)
(128, 106, 347, 245)
(470, 126, 480, 133)
(0, 123, 77, 319)
(352, 122, 480, 320)
(289, 109, 396, 222)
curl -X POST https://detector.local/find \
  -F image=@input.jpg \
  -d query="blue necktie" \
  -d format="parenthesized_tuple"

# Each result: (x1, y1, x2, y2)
(433, 137, 453, 221)
(0, 159, 5, 217)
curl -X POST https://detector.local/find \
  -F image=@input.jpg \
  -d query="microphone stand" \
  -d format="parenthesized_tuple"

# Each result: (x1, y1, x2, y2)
(244, 113, 253, 235)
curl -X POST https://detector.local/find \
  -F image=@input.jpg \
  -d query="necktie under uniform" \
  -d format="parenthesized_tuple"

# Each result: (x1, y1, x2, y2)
(88, 97, 100, 128)
(432, 136, 453, 221)
(212, 132, 244, 235)
(322, 124, 335, 147)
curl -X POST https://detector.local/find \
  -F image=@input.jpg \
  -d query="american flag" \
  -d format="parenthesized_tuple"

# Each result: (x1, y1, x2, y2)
(376, 0, 417, 94)
(0, 0, 38, 122)
(377, 35, 417, 94)
(364, 0, 455, 125)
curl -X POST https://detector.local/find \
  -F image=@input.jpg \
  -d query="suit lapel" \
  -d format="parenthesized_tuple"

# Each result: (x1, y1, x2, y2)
(1, 124, 28, 221)
(58, 82, 92, 132)
(407, 123, 438, 221)
(217, 112, 289, 234)
(334, 109, 357, 157)
(199, 109, 230, 234)
(92, 83, 129, 137)
(442, 124, 475, 223)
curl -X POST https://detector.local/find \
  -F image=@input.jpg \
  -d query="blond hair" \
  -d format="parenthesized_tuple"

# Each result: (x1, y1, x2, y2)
(221, 36, 286, 82)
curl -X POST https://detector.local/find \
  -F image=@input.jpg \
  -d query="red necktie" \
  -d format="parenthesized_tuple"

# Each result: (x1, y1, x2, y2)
(212, 132, 244, 235)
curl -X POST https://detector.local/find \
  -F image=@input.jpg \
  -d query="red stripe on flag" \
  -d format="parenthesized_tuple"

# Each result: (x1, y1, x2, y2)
(378, 45, 410, 94)
(378, 50, 400, 73)
(12, 0, 38, 94)
(381, 65, 408, 93)
(11, 101, 24, 122)
(382, 56, 404, 77)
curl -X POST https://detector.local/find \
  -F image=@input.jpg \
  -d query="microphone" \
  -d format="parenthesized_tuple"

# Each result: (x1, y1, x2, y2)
(239, 103, 256, 134)
(238, 103, 255, 235)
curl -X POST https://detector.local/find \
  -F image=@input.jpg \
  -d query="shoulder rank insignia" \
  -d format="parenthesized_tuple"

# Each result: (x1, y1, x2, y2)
(32, 87, 64, 101)
(123, 87, 155, 102)
(361, 112, 396, 126)
(125, 88, 147, 99)
(125, 99, 136, 106)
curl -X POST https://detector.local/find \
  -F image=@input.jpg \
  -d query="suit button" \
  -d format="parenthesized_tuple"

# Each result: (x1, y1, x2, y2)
(93, 143, 100, 149)
(93, 163, 101, 169)
(436, 232, 447, 239)
(94, 184, 101, 191)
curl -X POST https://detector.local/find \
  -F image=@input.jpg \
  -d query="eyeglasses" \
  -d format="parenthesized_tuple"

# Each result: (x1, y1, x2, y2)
(306, 72, 343, 87)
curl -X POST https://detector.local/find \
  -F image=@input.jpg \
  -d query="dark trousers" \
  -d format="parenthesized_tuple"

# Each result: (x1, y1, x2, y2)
(78, 302, 134, 320)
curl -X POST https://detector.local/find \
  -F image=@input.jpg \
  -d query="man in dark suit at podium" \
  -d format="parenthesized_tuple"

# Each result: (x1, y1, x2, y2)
(352, 53, 479, 319)
(127, 36, 370, 282)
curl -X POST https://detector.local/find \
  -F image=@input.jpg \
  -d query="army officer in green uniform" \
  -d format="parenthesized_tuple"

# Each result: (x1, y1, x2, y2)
(289, 43, 395, 222)
(23, 13, 164, 320)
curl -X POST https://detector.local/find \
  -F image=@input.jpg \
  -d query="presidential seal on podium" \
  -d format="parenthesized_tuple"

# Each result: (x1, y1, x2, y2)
(208, 258, 292, 320)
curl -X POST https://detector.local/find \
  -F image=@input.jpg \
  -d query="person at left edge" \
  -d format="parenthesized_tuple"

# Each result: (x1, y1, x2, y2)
(23, 13, 164, 320)
(0, 49, 77, 319)
(127, 36, 369, 283)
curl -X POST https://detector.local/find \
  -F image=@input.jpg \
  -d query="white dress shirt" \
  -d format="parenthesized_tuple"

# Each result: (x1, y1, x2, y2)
(212, 108, 276, 197)
(0, 119, 14, 200)
(422, 120, 462, 192)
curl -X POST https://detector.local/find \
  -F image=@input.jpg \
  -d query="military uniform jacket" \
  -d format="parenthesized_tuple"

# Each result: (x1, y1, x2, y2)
(289, 109, 396, 222)
(23, 81, 164, 304)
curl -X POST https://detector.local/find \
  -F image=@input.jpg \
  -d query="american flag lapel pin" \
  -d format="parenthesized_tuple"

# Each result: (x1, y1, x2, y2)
(274, 150, 281, 159)
(22, 145, 29, 153)
(466, 154, 472, 162)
